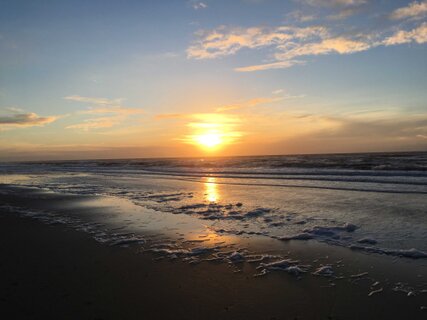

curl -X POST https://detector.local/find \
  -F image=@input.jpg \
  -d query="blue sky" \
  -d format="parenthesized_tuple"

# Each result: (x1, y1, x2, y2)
(0, 0, 426, 160)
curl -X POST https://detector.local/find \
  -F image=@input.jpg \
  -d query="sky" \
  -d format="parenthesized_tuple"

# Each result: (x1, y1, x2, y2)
(0, 0, 426, 161)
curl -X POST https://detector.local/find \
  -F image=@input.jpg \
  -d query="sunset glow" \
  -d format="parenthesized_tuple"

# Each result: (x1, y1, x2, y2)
(1, 2, 427, 318)
(0, 1, 426, 161)
(195, 132, 222, 149)
(179, 114, 243, 152)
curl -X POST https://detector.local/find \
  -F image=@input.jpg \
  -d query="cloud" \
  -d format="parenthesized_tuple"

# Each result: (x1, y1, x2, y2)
(3, 107, 25, 113)
(189, 1, 208, 10)
(287, 10, 317, 23)
(0, 112, 58, 130)
(64, 95, 123, 105)
(65, 116, 122, 131)
(327, 7, 361, 20)
(275, 36, 371, 59)
(155, 113, 187, 120)
(383, 22, 427, 45)
(187, 10, 427, 72)
(235, 35, 372, 72)
(187, 24, 375, 71)
(241, 111, 427, 155)
(65, 95, 144, 130)
(294, 0, 364, 21)
(235, 60, 306, 72)
(314, 113, 427, 142)
(390, 1, 427, 20)
(64, 95, 143, 115)
(80, 106, 144, 115)
(187, 25, 329, 59)
(299, 0, 366, 7)
(215, 96, 286, 112)
(155, 94, 298, 117)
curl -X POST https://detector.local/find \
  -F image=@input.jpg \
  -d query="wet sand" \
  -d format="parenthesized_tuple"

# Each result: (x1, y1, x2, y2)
(1, 210, 426, 319)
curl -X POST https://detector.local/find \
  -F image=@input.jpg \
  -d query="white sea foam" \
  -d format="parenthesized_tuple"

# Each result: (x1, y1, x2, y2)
(312, 265, 334, 277)
(368, 288, 383, 296)
(258, 259, 297, 270)
(255, 258, 310, 276)
(350, 272, 369, 278)
(227, 251, 245, 263)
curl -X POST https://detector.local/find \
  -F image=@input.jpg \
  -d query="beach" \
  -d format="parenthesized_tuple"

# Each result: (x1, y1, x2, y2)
(2, 0, 427, 318)
(0, 153, 426, 319)
(1, 209, 426, 320)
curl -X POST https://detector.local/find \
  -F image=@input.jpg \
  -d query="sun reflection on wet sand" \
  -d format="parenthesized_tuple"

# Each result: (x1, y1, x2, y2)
(184, 226, 238, 247)
(204, 177, 219, 202)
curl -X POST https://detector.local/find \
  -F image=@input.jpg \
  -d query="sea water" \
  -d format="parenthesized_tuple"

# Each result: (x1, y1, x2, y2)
(1, 152, 426, 258)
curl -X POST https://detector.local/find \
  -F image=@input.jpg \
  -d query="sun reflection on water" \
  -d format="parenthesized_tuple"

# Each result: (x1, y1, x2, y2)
(205, 177, 219, 202)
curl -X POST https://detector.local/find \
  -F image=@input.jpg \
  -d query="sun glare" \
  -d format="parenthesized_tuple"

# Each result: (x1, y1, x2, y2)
(196, 132, 222, 148)
(205, 177, 219, 202)
(182, 114, 242, 151)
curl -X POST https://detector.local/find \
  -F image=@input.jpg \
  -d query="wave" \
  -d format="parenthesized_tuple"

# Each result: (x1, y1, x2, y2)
(7, 151, 427, 172)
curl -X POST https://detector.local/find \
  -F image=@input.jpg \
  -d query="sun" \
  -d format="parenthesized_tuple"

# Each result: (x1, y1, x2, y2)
(182, 115, 243, 151)
(195, 132, 222, 149)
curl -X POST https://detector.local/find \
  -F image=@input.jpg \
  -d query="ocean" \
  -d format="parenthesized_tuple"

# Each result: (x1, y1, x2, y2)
(1, 151, 426, 256)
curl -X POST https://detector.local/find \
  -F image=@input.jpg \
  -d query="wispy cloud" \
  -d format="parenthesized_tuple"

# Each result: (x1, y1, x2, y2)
(187, 23, 377, 71)
(215, 96, 285, 112)
(187, 25, 329, 60)
(294, 0, 365, 21)
(65, 95, 144, 130)
(155, 113, 187, 120)
(64, 95, 123, 105)
(235, 60, 306, 72)
(326, 7, 361, 20)
(155, 94, 299, 117)
(287, 10, 317, 23)
(188, 8, 427, 72)
(189, 1, 208, 10)
(390, 1, 427, 21)
(64, 95, 143, 115)
(299, 0, 366, 7)
(65, 116, 122, 131)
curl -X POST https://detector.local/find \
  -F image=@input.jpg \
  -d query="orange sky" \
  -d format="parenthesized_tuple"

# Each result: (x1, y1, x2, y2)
(1, 1, 426, 160)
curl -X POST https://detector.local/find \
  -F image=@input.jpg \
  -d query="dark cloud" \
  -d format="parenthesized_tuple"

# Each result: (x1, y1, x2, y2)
(269, 116, 427, 154)
(0, 112, 58, 128)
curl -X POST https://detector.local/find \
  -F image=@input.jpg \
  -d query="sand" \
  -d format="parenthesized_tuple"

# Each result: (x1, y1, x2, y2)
(0, 210, 426, 319)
